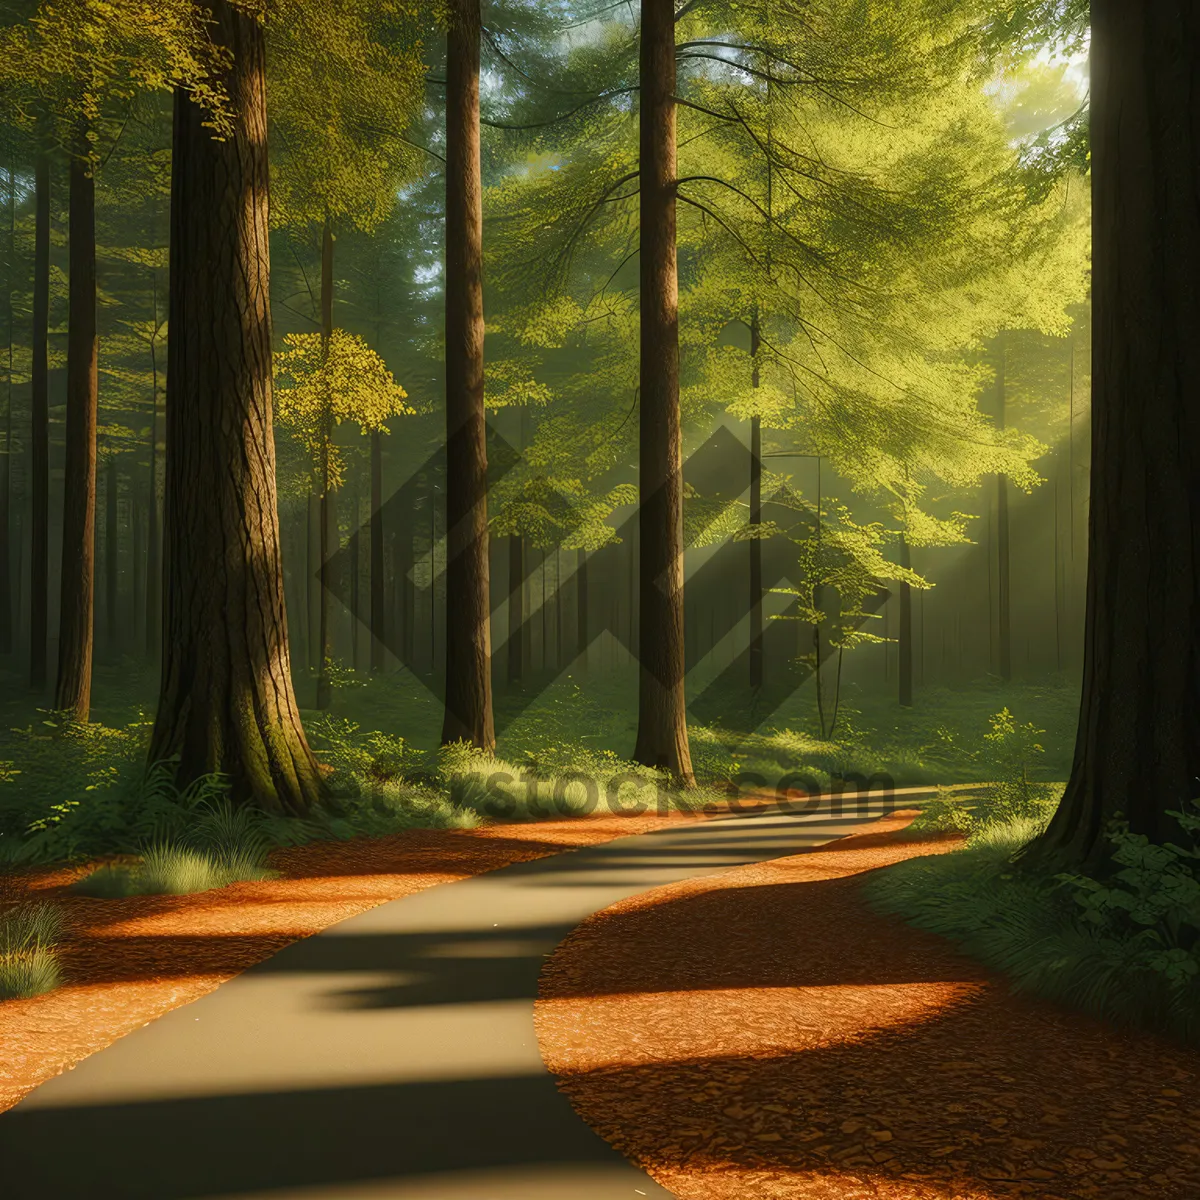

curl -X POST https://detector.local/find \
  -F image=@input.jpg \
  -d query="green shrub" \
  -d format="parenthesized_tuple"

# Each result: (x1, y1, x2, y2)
(73, 796, 277, 897)
(0, 902, 65, 999)
(868, 806, 1200, 1046)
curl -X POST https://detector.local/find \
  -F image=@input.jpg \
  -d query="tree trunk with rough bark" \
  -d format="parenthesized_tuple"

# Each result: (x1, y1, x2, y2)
(149, 0, 322, 814)
(633, 0, 693, 784)
(1032, 1, 1200, 866)
(0, 162, 14, 657)
(55, 144, 98, 721)
(29, 151, 50, 689)
(440, 0, 494, 750)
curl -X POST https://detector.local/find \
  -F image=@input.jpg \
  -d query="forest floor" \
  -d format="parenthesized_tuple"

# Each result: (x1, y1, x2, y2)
(0, 807, 711, 1114)
(536, 813, 1200, 1200)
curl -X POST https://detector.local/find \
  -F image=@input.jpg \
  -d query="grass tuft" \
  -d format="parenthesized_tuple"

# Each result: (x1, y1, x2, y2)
(0, 901, 65, 999)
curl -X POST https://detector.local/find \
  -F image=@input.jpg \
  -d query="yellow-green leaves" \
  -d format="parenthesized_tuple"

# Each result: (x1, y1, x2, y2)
(274, 329, 412, 489)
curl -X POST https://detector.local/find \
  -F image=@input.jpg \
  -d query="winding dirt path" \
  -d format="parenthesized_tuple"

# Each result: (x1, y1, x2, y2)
(536, 814, 1200, 1200)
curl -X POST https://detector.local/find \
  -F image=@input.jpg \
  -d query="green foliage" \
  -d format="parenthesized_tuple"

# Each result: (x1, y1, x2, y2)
(1057, 808, 1200, 986)
(0, 901, 64, 999)
(274, 329, 412, 488)
(869, 804, 1200, 1048)
(73, 795, 276, 896)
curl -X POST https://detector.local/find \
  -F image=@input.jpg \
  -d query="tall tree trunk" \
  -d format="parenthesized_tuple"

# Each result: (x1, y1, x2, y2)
(749, 311, 762, 689)
(441, 0, 494, 750)
(55, 143, 98, 720)
(370, 428, 385, 671)
(349, 486, 360, 670)
(400, 520, 414, 668)
(149, 0, 322, 814)
(507, 532, 523, 683)
(145, 276, 162, 661)
(898, 532, 913, 707)
(105, 453, 119, 654)
(576, 548, 588, 668)
(315, 214, 335, 710)
(0, 162, 13, 656)
(995, 333, 1011, 681)
(633, 0, 693, 783)
(1032, 1, 1200, 866)
(306, 490, 320, 672)
(30, 150, 50, 689)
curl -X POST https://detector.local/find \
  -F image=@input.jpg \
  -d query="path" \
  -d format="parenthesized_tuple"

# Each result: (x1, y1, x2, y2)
(0, 791, 921, 1200)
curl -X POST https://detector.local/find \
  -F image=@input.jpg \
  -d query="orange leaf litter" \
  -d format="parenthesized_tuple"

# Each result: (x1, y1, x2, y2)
(536, 812, 1200, 1200)
(0, 809, 707, 1113)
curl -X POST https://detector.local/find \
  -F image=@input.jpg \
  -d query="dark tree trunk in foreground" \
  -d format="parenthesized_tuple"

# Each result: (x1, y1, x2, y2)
(440, 0, 494, 751)
(370, 428, 385, 671)
(633, 0, 694, 783)
(149, 0, 322, 814)
(55, 145, 98, 721)
(898, 532, 913, 708)
(30, 151, 50, 689)
(507, 533, 523, 683)
(749, 310, 763, 690)
(995, 334, 1012, 682)
(1033, 2, 1200, 866)
(0, 164, 14, 657)
(315, 215, 335, 710)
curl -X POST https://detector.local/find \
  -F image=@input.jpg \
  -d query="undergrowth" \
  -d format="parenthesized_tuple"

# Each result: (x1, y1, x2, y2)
(868, 803, 1200, 1046)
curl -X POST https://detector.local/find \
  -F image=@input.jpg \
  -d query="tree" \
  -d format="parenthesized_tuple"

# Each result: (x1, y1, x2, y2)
(1031, 1, 1200, 866)
(2, 0, 231, 710)
(440, 0, 494, 750)
(29, 145, 49, 689)
(54, 133, 97, 719)
(632, 0, 693, 782)
(268, 0, 427, 705)
(148, 0, 322, 814)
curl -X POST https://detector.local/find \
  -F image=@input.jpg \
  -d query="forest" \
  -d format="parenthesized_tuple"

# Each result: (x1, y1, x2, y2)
(1, 1, 1199, 1197)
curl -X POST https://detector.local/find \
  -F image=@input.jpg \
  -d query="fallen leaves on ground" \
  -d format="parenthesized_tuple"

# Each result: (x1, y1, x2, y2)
(536, 813, 1200, 1200)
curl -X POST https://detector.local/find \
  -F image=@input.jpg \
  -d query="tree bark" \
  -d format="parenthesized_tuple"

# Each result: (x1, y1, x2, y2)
(633, 0, 693, 784)
(105, 453, 119, 654)
(315, 215, 335, 710)
(749, 311, 762, 689)
(145, 275, 162, 661)
(507, 532, 523, 683)
(370, 428, 385, 671)
(29, 150, 50, 689)
(576, 548, 588, 668)
(1032, 1, 1200, 866)
(0, 162, 14, 656)
(898, 532, 913, 707)
(149, 0, 322, 814)
(55, 143, 98, 721)
(441, 0, 494, 750)
(995, 333, 1011, 681)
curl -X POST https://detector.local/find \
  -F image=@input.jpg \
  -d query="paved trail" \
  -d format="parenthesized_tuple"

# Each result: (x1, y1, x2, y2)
(1, 792, 925, 1200)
